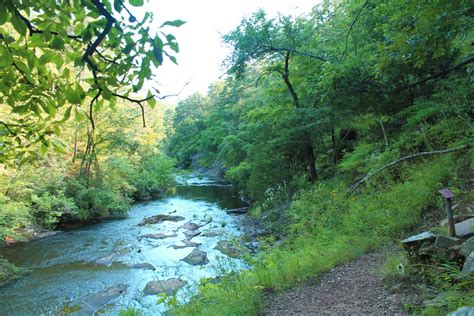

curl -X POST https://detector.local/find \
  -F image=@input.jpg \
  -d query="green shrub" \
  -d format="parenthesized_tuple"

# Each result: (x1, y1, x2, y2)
(0, 194, 30, 240)
(30, 193, 77, 229)
(130, 154, 175, 199)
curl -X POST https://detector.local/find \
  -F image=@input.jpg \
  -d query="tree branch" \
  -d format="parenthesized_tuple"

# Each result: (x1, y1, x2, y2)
(13, 7, 82, 41)
(264, 46, 328, 62)
(397, 55, 474, 91)
(340, 0, 370, 61)
(281, 51, 300, 107)
(0, 121, 19, 136)
(347, 144, 473, 196)
(88, 89, 102, 130)
(82, 0, 115, 76)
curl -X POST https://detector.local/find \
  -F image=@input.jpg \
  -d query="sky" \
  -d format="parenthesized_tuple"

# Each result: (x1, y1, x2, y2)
(134, 0, 318, 103)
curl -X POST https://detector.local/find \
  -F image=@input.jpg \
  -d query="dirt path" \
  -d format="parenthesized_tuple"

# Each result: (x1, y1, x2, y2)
(264, 250, 406, 315)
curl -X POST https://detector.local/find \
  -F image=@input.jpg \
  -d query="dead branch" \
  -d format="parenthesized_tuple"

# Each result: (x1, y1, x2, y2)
(346, 144, 473, 197)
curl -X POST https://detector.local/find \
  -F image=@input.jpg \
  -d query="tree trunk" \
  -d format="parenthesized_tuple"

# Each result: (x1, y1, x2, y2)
(331, 127, 338, 164)
(305, 141, 317, 182)
(281, 51, 318, 181)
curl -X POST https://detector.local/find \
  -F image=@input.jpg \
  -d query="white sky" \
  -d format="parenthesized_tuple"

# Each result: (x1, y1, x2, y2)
(134, 0, 318, 103)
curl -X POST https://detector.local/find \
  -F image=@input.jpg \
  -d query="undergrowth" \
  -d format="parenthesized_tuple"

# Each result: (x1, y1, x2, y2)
(170, 151, 472, 315)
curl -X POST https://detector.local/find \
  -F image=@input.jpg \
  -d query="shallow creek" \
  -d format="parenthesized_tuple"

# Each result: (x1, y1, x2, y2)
(0, 175, 248, 315)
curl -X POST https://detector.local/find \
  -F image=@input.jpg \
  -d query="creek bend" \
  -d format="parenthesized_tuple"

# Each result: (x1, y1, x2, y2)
(0, 175, 248, 315)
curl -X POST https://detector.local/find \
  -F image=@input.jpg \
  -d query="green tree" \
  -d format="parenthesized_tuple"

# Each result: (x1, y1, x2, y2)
(0, 0, 184, 164)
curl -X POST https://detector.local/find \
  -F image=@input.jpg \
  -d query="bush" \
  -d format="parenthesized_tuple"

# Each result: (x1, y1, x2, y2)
(130, 154, 175, 199)
(30, 193, 77, 229)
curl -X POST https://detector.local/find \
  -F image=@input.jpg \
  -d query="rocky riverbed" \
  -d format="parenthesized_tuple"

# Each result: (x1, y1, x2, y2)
(0, 175, 255, 315)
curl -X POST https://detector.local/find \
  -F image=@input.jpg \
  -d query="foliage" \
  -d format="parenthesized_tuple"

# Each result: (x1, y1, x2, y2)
(0, 0, 183, 164)
(172, 153, 472, 315)
(165, 1, 473, 314)
(167, 0, 473, 201)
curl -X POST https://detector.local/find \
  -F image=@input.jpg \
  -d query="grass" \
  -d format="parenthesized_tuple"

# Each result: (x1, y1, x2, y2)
(169, 153, 471, 315)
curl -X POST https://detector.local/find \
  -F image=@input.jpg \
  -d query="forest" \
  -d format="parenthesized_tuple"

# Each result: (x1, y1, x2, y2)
(1, 0, 473, 315)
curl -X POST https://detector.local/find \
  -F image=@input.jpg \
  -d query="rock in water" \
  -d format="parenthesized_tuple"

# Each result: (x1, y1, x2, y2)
(138, 214, 185, 226)
(130, 262, 156, 270)
(181, 249, 209, 265)
(73, 284, 129, 313)
(184, 230, 201, 239)
(143, 278, 186, 295)
(180, 222, 200, 231)
(170, 239, 202, 249)
(94, 253, 124, 266)
(215, 240, 242, 258)
(201, 229, 224, 237)
(140, 233, 177, 239)
(226, 207, 249, 215)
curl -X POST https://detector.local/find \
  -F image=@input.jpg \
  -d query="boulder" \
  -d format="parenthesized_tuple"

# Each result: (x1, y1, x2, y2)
(226, 207, 249, 215)
(95, 253, 124, 266)
(448, 306, 474, 316)
(181, 249, 209, 265)
(170, 239, 202, 249)
(140, 233, 177, 240)
(440, 215, 474, 227)
(402, 231, 436, 245)
(184, 230, 201, 239)
(434, 236, 463, 249)
(460, 237, 474, 257)
(455, 218, 474, 238)
(215, 240, 243, 258)
(201, 229, 223, 237)
(130, 263, 156, 270)
(180, 222, 200, 231)
(143, 278, 186, 295)
(462, 252, 474, 273)
(138, 215, 185, 226)
(79, 284, 129, 312)
(401, 232, 436, 254)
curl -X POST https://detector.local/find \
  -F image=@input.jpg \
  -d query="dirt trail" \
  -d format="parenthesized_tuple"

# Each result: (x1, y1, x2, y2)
(264, 250, 406, 315)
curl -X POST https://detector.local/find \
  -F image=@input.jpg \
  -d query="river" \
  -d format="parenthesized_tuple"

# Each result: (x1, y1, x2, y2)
(0, 175, 248, 315)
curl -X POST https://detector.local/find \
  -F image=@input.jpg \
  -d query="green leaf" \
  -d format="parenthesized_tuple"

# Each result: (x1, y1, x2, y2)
(153, 48, 163, 65)
(129, 0, 144, 7)
(147, 90, 156, 108)
(161, 20, 186, 28)
(12, 104, 29, 114)
(103, 86, 112, 100)
(169, 55, 177, 64)
(113, 0, 122, 11)
(11, 15, 27, 36)
(51, 37, 65, 50)
(66, 85, 82, 104)
(0, 6, 8, 25)
(61, 106, 73, 122)
(0, 46, 13, 67)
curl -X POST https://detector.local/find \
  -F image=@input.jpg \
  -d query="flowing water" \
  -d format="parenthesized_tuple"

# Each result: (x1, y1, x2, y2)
(0, 175, 248, 315)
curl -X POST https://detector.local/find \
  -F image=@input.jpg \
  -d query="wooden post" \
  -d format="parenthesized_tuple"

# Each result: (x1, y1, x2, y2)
(439, 189, 456, 237)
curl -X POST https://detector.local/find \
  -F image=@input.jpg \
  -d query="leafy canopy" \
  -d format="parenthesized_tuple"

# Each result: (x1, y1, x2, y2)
(0, 0, 185, 164)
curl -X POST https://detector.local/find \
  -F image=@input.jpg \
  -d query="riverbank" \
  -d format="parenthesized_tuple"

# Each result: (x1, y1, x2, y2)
(169, 151, 474, 315)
